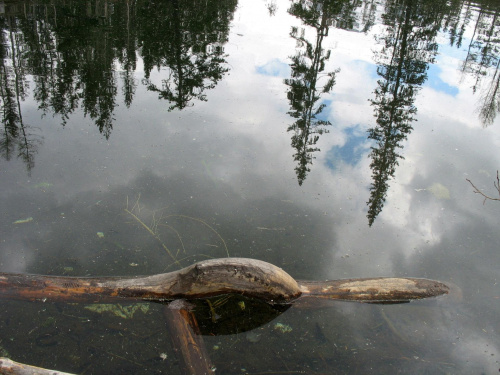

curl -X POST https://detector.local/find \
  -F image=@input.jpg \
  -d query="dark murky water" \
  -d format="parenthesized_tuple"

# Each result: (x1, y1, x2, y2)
(1, 0, 499, 373)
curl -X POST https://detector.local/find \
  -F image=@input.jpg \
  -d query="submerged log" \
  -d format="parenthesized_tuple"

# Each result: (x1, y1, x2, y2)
(164, 300, 214, 375)
(0, 258, 449, 305)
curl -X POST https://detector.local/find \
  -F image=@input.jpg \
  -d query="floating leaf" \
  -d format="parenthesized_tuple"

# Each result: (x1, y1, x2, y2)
(427, 183, 450, 199)
(96, 232, 105, 238)
(13, 217, 33, 224)
(33, 182, 53, 189)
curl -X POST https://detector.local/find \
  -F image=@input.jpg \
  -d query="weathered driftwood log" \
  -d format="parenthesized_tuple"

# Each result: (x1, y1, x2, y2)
(0, 357, 76, 375)
(164, 300, 214, 375)
(0, 258, 449, 304)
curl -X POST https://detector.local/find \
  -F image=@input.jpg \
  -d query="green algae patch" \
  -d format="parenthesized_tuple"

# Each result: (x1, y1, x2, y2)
(84, 303, 150, 319)
(13, 217, 33, 224)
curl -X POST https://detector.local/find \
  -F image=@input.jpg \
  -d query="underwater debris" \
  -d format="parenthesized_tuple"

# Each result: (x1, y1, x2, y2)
(245, 331, 262, 343)
(0, 340, 10, 358)
(273, 322, 292, 333)
(84, 303, 149, 319)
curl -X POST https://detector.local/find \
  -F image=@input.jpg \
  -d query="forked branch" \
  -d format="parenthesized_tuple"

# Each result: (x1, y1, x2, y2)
(466, 170, 500, 204)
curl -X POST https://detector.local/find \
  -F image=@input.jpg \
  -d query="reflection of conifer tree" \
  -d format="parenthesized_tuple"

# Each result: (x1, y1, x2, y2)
(113, 0, 138, 108)
(443, 1, 474, 49)
(461, 8, 500, 93)
(138, 0, 236, 111)
(17, 2, 119, 136)
(4, 1, 144, 137)
(367, 0, 444, 226)
(477, 58, 500, 126)
(0, 16, 39, 173)
(17, 5, 74, 125)
(0, 20, 19, 160)
(266, 0, 278, 17)
(456, 3, 500, 126)
(285, 0, 356, 185)
(360, 0, 379, 32)
(0, 0, 236, 147)
(0, 62, 19, 161)
(73, 3, 118, 138)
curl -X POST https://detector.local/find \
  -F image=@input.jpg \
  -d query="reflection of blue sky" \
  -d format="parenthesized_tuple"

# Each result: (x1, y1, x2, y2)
(325, 125, 370, 170)
(1, 1, 499, 372)
(362, 59, 378, 79)
(316, 98, 332, 123)
(425, 64, 459, 96)
(437, 38, 470, 60)
(256, 59, 290, 77)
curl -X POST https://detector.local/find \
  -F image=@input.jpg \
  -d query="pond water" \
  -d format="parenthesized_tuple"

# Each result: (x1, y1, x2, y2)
(1, 0, 499, 373)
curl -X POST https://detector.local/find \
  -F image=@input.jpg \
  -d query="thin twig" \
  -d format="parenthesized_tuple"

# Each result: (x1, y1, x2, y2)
(164, 214, 230, 257)
(124, 207, 181, 267)
(466, 170, 500, 204)
(158, 223, 187, 254)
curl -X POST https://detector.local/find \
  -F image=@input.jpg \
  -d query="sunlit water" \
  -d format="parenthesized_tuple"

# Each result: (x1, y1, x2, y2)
(0, 0, 499, 374)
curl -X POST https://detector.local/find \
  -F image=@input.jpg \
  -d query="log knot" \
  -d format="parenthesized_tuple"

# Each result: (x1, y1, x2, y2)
(170, 258, 302, 303)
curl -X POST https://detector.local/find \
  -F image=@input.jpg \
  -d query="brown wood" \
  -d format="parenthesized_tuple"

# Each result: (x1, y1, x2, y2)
(0, 357, 76, 375)
(0, 258, 449, 305)
(164, 300, 214, 375)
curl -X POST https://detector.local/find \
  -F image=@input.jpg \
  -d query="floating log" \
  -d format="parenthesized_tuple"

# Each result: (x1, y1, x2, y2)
(0, 357, 76, 375)
(0, 258, 449, 305)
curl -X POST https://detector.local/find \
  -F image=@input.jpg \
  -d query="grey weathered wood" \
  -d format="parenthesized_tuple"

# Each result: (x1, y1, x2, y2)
(0, 258, 449, 304)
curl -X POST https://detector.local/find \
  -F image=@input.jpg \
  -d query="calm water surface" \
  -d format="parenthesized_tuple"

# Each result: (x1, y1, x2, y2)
(1, 0, 499, 374)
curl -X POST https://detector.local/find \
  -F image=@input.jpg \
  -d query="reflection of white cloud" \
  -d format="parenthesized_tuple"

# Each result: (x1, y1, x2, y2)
(379, 182, 411, 228)
(426, 65, 459, 96)
(451, 334, 500, 374)
(433, 53, 465, 88)
(0, 238, 33, 273)
(1, 2, 499, 372)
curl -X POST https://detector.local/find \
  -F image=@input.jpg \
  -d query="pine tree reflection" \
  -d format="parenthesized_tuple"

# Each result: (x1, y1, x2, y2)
(0, 0, 236, 171)
(0, 15, 39, 174)
(451, 2, 500, 127)
(367, 0, 445, 226)
(139, 0, 236, 111)
(285, 0, 357, 185)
